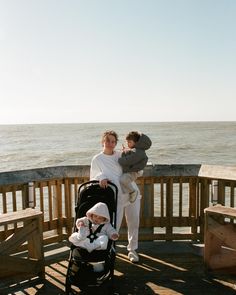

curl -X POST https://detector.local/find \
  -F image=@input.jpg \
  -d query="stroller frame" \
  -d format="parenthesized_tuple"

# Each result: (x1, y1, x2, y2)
(65, 180, 118, 294)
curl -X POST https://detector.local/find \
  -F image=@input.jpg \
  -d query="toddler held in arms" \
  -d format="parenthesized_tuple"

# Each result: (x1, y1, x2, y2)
(118, 131, 152, 203)
(69, 202, 119, 252)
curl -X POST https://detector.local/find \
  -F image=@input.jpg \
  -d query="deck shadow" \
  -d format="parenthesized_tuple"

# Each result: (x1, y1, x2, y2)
(113, 241, 236, 295)
(1, 241, 236, 295)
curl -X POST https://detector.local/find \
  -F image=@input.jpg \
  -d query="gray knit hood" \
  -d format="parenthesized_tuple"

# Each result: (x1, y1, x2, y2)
(135, 133, 152, 150)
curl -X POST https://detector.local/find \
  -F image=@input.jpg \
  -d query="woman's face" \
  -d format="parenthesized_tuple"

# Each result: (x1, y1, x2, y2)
(103, 135, 117, 154)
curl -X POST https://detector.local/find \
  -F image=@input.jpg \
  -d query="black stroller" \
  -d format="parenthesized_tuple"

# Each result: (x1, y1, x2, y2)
(65, 180, 118, 294)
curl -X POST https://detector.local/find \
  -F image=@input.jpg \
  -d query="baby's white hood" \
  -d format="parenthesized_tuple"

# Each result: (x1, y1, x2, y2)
(86, 202, 110, 223)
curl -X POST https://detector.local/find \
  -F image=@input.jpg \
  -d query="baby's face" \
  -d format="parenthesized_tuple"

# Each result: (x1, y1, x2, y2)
(127, 140, 135, 148)
(92, 214, 106, 224)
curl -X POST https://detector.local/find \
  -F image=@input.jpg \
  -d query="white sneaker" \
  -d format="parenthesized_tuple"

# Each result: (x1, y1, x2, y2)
(128, 250, 139, 263)
(129, 190, 138, 203)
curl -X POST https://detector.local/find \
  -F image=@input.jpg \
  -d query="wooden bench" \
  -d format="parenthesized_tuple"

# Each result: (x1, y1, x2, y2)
(0, 208, 45, 279)
(204, 204, 236, 274)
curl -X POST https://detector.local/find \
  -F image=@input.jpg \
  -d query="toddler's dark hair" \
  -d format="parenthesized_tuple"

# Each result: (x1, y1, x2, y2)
(126, 131, 140, 143)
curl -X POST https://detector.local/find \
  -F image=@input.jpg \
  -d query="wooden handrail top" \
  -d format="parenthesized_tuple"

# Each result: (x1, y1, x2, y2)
(204, 205, 236, 218)
(0, 208, 42, 226)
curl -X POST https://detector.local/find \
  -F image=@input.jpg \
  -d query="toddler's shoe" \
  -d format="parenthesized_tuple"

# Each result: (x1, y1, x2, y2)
(123, 193, 131, 207)
(129, 190, 138, 203)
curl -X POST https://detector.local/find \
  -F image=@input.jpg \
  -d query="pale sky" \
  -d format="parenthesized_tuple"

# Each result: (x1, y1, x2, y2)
(0, 0, 235, 124)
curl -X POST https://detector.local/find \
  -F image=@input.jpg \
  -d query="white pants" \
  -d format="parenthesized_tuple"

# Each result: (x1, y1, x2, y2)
(116, 181, 141, 252)
(124, 196, 140, 251)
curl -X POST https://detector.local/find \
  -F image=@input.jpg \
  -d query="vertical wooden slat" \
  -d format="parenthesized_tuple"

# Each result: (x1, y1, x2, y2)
(189, 178, 197, 237)
(64, 178, 73, 236)
(218, 180, 225, 205)
(230, 181, 235, 207)
(179, 177, 183, 218)
(199, 178, 210, 241)
(196, 178, 200, 238)
(39, 183, 44, 222)
(12, 188, 17, 230)
(48, 181, 53, 230)
(12, 187, 17, 212)
(166, 177, 173, 240)
(140, 177, 154, 235)
(196, 178, 200, 217)
(2, 189, 7, 232)
(52, 184, 58, 219)
(22, 184, 27, 209)
(73, 177, 79, 205)
(56, 180, 63, 238)
(160, 178, 164, 227)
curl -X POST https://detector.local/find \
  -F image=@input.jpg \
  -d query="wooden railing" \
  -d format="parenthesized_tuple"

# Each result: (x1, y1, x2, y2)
(0, 208, 44, 279)
(0, 165, 236, 249)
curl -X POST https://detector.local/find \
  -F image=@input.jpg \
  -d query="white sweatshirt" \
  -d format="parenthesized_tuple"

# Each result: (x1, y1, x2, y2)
(90, 151, 122, 189)
(90, 151, 124, 230)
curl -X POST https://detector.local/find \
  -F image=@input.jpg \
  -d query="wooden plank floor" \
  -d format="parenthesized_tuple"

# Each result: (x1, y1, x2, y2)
(1, 241, 236, 295)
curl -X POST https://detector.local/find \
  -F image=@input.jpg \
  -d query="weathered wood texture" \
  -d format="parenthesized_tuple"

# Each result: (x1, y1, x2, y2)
(0, 165, 236, 247)
(204, 205, 236, 274)
(1, 241, 236, 295)
(0, 208, 44, 279)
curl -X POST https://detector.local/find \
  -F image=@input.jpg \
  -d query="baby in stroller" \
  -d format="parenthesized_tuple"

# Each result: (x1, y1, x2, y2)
(65, 180, 118, 294)
(69, 202, 119, 253)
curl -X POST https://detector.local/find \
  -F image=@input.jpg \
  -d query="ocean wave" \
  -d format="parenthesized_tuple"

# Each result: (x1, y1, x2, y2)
(1, 122, 235, 172)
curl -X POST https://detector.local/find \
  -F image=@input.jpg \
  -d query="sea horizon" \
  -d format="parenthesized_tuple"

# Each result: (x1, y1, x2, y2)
(0, 121, 235, 173)
(0, 120, 235, 126)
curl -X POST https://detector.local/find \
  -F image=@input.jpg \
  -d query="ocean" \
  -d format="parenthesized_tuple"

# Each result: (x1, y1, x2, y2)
(0, 121, 235, 173)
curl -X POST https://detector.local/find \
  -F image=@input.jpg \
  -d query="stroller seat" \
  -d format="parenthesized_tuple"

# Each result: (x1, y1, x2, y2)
(65, 180, 118, 294)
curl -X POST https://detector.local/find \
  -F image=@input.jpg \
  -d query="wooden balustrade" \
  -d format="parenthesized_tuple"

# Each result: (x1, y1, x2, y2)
(0, 165, 236, 249)
(204, 205, 236, 274)
(0, 208, 44, 279)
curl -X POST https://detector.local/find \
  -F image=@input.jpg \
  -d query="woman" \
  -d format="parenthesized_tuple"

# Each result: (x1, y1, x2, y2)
(90, 130, 140, 263)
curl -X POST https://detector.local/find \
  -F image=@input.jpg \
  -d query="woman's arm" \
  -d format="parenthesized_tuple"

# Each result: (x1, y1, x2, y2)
(90, 155, 109, 188)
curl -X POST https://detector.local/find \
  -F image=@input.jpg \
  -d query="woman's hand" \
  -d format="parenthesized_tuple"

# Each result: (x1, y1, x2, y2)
(100, 179, 108, 188)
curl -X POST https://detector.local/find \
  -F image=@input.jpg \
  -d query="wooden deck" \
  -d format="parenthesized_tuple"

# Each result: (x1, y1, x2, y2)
(1, 241, 236, 295)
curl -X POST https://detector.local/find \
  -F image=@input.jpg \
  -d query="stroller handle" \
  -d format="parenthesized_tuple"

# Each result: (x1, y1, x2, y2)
(77, 180, 119, 229)
(78, 180, 118, 196)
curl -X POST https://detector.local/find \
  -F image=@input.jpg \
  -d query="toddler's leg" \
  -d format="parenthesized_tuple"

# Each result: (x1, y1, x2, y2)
(120, 173, 136, 193)
(121, 173, 139, 203)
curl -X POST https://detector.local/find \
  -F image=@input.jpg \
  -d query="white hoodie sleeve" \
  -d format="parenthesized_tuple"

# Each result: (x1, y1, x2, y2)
(90, 154, 108, 181)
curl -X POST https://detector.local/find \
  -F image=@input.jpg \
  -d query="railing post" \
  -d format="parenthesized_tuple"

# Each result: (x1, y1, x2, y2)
(211, 180, 218, 205)
(218, 180, 225, 205)
(189, 178, 198, 240)
(28, 182, 35, 208)
(166, 178, 173, 240)
(199, 178, 210, 241)
(141, 177, 154, 238)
